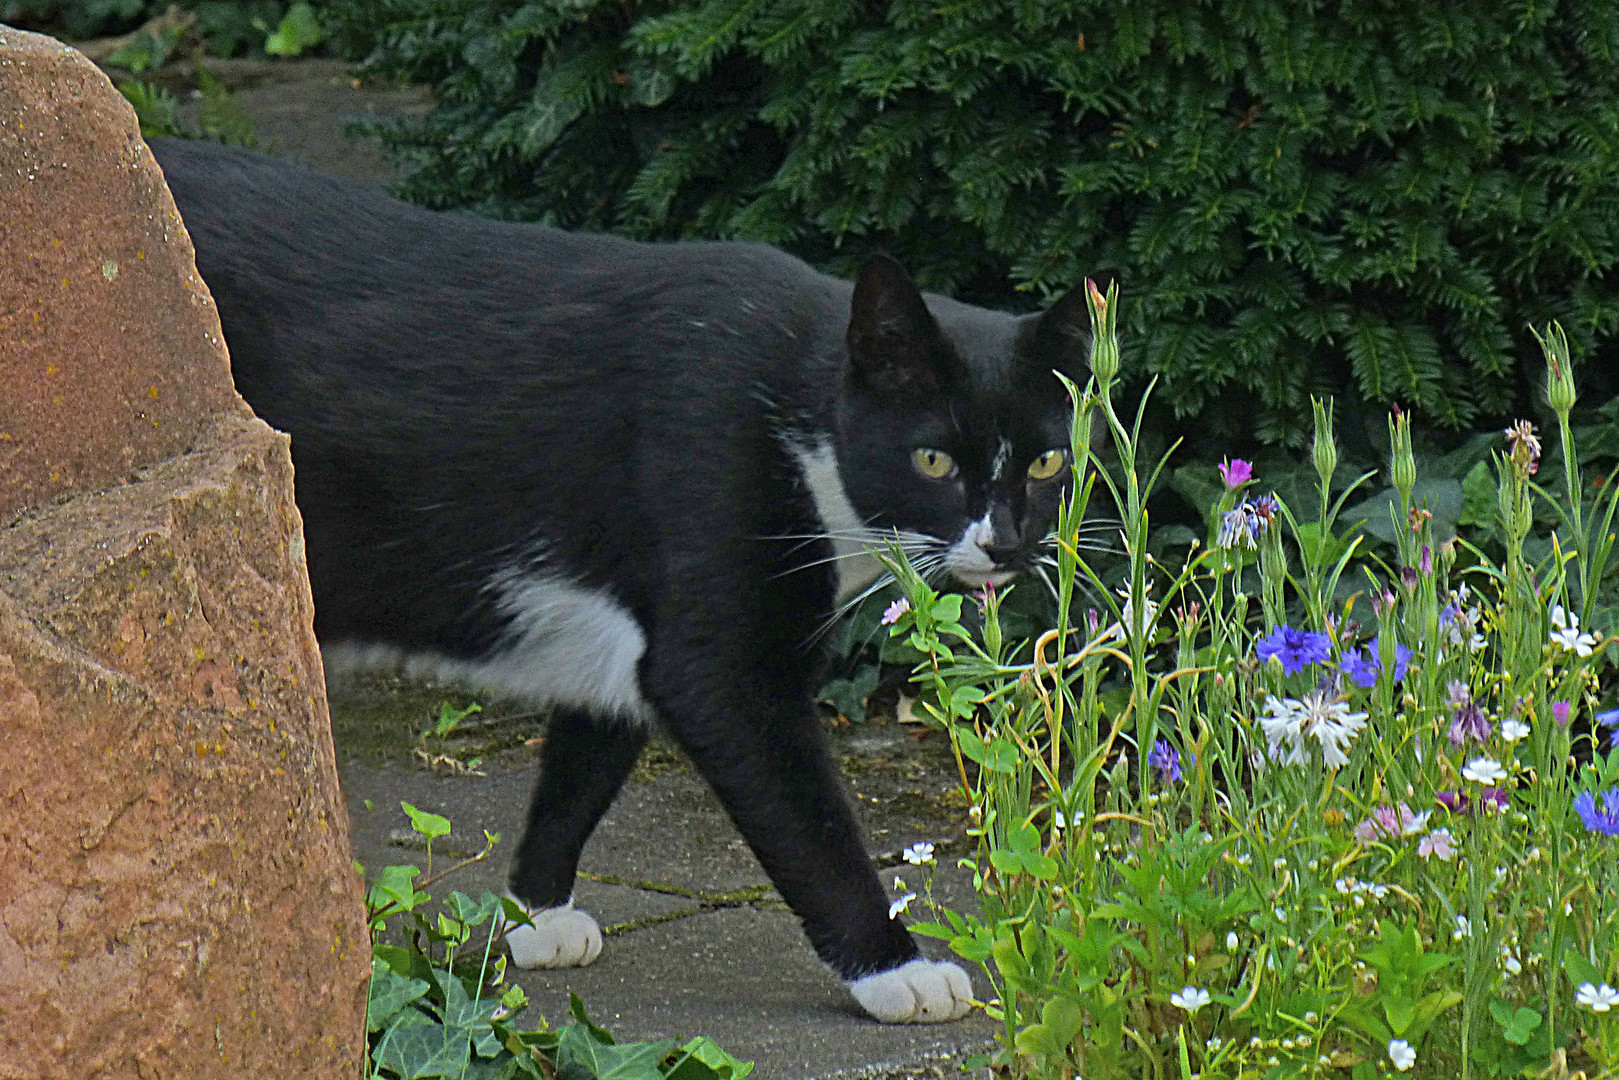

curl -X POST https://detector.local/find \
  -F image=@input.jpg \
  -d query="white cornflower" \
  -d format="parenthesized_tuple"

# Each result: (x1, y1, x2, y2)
(901, 842, 936, 865)
(1501, 718, 1531, 743)
(1576, 982, 1619, 1012)
(1462, 757, 1508, 784)
(1388, 1038, 1417, 1071)
(1170, 986, 1211, 1014)
(887, 893, 916, 919)
(1259, 692, 1366, 768)
(1550, 605, 1598, 656)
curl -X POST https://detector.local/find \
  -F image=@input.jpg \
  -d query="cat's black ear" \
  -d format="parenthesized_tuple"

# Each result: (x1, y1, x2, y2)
(1023, 272, 1115, 381)
(846, 253, 947, 396)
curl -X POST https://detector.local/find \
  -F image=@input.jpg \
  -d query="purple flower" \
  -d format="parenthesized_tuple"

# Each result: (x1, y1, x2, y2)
(1218, 458, 1253, 489)
(1340, 636, 1412, 689)
(1419, 545, 1433, 575)
(1448, 702, 1492, 748)
(1149, 738, 1183, 784)
(1480, 787, 1511, 814)
(1573, 789, 1619, 836)
(881, 598, 911, 626)
(1552, 701, 1571, 726)
(1256, 625, 1332, 676)
(1435, 790, 1470, 814)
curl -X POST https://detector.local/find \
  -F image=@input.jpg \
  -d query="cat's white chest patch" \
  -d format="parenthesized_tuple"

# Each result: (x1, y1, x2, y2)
(786, 435, 884, 600)
(323, 571, 653, 721)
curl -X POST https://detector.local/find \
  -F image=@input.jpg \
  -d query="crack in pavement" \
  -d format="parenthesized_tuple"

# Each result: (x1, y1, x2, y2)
(574, 872, 789, 936)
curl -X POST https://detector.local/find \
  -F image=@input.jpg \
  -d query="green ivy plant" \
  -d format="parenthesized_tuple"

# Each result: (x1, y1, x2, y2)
(363, 805, 753, 1079)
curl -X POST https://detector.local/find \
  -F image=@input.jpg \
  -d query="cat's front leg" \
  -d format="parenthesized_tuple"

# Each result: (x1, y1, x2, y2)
(643, 653, 973, 1023)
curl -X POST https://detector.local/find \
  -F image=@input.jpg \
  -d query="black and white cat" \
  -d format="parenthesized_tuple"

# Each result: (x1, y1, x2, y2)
(150, 138, 1094, 1023)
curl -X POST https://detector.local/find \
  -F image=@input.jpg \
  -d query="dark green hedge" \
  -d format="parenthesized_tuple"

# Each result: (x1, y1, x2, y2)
(338, 1, 1619, 444)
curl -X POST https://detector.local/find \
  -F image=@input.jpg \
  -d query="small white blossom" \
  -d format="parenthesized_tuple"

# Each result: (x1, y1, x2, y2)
(1576, 982, 1619, 1012)
(1500, 947, 1522, 975)
(1226, 931, 1239, 951)
(1462, 757, 1508, 784)
(887, 893, 915, 920)
(901, 842, 936, 865)
(1170, 986, 1212, 1014)
(1501, 718, 1531, 743)
(1453, 914, 1472, 940)
(1550, 605, 1598, 656)
(1389, 1039, 1417, 1071)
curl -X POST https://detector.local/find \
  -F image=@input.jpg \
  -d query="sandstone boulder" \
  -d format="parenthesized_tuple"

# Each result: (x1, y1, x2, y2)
(0, 26, 369, 1079)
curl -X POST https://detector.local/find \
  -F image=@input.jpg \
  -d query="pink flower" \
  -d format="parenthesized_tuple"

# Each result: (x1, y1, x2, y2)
(1218, 458, 1253, 489)
(1418, 828, 1455, 860)
(1553, 701, 1571, 726)
(1353, 802, 1429, 843)
(880, 598, 911, 626)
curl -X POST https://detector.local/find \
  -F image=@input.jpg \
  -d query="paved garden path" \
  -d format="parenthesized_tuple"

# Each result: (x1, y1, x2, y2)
(338, 712, 1000, 1078)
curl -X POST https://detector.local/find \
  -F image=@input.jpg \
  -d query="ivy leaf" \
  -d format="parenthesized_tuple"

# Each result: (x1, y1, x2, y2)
(555, 1024, 676, 1080)
(367, 961, 431, 1032)
(402, 802, 451, 842)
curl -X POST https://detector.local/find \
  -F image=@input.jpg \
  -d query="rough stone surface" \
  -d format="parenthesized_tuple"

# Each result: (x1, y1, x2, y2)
(0, 412, 371, 1079)
(0, 24, 249, 521)
(0, 27, 369, 1079)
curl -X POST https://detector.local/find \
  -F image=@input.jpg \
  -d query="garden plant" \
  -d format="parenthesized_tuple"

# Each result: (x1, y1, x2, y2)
(363, 801, 753, 1079)
(884, 284, 1619, 1078)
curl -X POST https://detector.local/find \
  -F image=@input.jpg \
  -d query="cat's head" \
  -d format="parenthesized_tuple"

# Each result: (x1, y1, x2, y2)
(834, 254, 1099, 590)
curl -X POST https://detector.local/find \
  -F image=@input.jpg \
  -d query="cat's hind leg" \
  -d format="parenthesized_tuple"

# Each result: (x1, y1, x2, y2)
(503, 708, 647, 968)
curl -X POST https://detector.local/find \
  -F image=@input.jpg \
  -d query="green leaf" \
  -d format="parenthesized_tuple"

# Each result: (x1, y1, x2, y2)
(664, 1036, 754, 1079)
(555, 1023, 676, 1080)
(433, 700, 482, 736)
(367, 961, 431, 1033)
(264, 2, 323, 57)
(402, 802, 451, 842)
(1490, 1000, 1543, 1046)
(374, 1007, 472, 1079)
(369, 864, 427, 919)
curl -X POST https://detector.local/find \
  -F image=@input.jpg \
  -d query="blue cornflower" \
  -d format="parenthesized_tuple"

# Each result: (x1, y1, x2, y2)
(1256, 625, 1332, 676)
(1149, 739, 1183, 784)
(1597, 708, 1619, 750)
(1573, 789, 1619, 837)
(1340, 635, 1412, 689)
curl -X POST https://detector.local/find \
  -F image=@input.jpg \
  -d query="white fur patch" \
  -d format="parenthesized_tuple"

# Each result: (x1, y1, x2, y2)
(785, 435, 884, 600)
(847, 958, 974, 1023)
(944, 512, 1016, 588)
(322, 570, 653, 721)
(989, 437, 1013, 482)
(500, 894, 603, 969)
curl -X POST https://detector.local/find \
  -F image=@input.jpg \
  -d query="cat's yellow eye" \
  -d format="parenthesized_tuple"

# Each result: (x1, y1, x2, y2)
(911, 448, 957, 480)
(1027, 449, 1068, 481)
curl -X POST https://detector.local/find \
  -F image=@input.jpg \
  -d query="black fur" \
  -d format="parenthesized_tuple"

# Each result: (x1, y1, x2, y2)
(149, 138, 1092, 984)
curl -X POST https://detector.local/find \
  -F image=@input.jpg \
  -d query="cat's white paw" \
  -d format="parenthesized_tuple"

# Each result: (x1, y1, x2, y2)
(847, 958, 973, 1023)
(501, 897, 603, 969)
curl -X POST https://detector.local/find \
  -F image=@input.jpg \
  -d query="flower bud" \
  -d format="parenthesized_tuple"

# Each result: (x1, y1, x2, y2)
(1537, 322, 1577, 417)
(1084, 278, 1120, 386)
(1388, 407, 1416, 499)
(1311, 397, 1338, 488)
